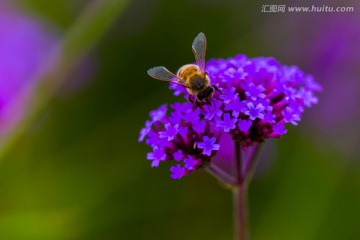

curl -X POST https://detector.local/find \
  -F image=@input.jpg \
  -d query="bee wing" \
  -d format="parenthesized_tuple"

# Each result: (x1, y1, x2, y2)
(192, 32, 207, 73)
(147, 66, 187, 87)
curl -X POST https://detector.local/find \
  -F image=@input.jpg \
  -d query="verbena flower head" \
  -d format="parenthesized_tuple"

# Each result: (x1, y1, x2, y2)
(140, 54, 321, 179)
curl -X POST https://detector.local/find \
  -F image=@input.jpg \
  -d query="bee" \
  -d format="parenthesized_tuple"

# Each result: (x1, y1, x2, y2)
(147, 32, 221, 105)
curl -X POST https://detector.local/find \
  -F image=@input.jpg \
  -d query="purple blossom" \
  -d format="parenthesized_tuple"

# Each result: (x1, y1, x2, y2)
(146, 130, 169, 147)
(183, 108, 200, 122)
(263, 110, 276, 124)
(141, 54, 321, 179)
(173, 150, 183, 161)
(192, 120, 206, 133)
(170, 164, 186, 179)
(273, 122, 287, 135)
(216, 113, 237, 132)
(184, 156, 197, 170)
(138, 120, 152, 142)
(169, 111, 183, 125)
(238, 119, 252, 132)
(244, 83, 266, 100)
(149, 104, 167, 122)
(224, 101, 246, 118)
(169, 83, 186, 96)
(204, 100, 223, 120)
(245, 102, 265, 120)
(159, 123, 179, 141)
(223, 67, 247, 81)
(219, 87, 238, 104)
(298, 88, 319, 108)
(197, 136, 220, 156)
(147, 146, 166, 167)
(179, 127, 188, 137)
(282, 107, 301, 126)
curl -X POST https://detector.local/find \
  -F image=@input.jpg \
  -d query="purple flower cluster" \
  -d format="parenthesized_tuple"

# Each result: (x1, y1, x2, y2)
(140, 54, 321, 179)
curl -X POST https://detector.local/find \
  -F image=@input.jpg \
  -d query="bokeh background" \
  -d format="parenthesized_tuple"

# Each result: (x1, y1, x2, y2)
(0, 0, 359, 239)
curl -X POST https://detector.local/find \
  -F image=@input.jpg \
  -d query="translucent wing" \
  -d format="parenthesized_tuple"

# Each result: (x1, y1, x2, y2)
(192, 32, 207, 73)
(147, 66, 186, 87)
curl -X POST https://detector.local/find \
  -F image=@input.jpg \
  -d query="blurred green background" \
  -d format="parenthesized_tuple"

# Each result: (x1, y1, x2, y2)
(1, 0, 359, 239)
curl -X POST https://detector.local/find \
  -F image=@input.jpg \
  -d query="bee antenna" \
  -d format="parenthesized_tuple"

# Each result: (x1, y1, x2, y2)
(207, 104, 211, 113)
(213, 85, 223, 94)
(205, 100, 212, 113)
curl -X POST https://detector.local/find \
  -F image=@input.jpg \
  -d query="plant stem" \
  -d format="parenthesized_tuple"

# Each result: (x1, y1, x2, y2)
(233, 184, 249, 240)
(208, 142, 262, 240)
(206, 164, 237, 185)
(234, 141, 242, 182)
(233, 141, 250, 240)
(242, 144, 262, 184)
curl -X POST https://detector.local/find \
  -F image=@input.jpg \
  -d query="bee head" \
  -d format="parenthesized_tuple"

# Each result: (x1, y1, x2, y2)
(197, 86, 214, 102)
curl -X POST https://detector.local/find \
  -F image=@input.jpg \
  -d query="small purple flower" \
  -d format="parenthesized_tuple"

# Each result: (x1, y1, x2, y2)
(170, 164, 186, 179)
(224, 67, 247, 80)
(245, 102, 265, 120)
(146, 131, 169, 147)
(219, 87, 238, 104)
(282, 107, 301, 126)
(244, 83, 266, 100)
(147, 146, 166, 167)
(216, 113, 237, 132)
(169, 83, 186, 96)
(193, 120, 206, 133)
(263, 109, 276, 124)
(179, 127, 188, 137)
(273, 122, 287, 135)
(184, 156, 197, 170)
(238, 119, 252, 132)
(173, 150, 183, 161)
(159, 123, 179, 141)
(298, 88, 319, 108)
(138, 120, 152, 142)
(169, 111, 183, 125)
(204, 100, 223, 120)
(149, 104, 167, 122)
(224, 101, 246, 118)
(197, 136, 220, 156)
(183, 108, 200, 122)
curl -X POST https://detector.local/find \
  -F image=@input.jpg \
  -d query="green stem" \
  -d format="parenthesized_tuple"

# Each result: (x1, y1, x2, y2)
(233, 141, 249, 240)
(233, 184, 249, 240)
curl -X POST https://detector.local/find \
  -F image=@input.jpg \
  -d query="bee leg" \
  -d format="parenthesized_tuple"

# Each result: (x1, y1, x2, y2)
(204, 102, 210, 112)
(211, 98, 217, 111)
(213, 85, 223, 94)
(188, 95, 195, 104)
(193, 99, 206, 114)
(196, 101, 204, 111)
(190, 97, 205, 112)
(203, 100, 212, 113)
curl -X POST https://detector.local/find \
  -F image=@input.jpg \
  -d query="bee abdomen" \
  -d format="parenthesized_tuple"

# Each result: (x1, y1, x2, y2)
(177, 64, 199, 80)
